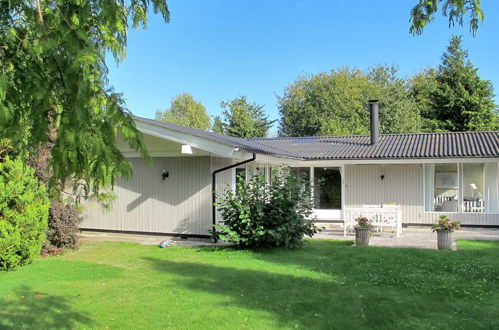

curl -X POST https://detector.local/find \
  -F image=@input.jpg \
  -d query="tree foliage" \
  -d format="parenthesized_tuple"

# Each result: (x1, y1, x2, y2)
(155, 93, 211, 130)
(0, 0, 170, 199)
(0, 157, 50, 271)
(411, 36, 498, 131)
(409, 0, 484, 36)
(212, 95, 275, 138)
(213, 168, 321, 249)
(278, 65, 421, 137)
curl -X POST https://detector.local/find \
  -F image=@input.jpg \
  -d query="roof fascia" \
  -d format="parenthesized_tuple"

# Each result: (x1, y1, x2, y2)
(279, 157, 499, 166)
(135, 120, 236, 157)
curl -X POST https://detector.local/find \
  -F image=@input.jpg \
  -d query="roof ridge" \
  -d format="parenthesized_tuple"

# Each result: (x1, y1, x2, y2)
(250, 130, 499, 141)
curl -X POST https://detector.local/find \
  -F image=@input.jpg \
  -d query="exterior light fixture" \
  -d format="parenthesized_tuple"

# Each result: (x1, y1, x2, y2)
(162, 169, 169, 180)
(380, 174, 385, 181)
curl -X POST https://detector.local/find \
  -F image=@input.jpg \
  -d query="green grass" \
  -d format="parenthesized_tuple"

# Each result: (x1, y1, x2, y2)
(1, 239, 499, 329)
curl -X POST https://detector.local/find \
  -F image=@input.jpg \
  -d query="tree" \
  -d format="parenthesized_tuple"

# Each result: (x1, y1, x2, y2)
(0, 1, 170, 199)
(213, 95, 275, 138)
(155, 93, 211, 130)
(413, 36, 498, 131)
(278, 66, 421, 137)
(410, 0, 484, 36)
(409, 68, 441, 131)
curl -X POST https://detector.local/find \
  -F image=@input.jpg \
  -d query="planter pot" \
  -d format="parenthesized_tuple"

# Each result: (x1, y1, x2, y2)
(436, 229, 454, 250)
(355, 228, 371, 246)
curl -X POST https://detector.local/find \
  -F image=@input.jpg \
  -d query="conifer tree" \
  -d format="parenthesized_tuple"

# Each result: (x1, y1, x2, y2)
(410, 0, 484, 36)
(0, 1, 170, 199)
(429, 36, 498, 131)
(214, 96, 274, 138)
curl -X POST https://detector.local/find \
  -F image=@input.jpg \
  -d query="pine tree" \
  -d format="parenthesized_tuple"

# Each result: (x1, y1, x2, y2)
(430, 36, 498, 131)
(215, 96, 275, 138)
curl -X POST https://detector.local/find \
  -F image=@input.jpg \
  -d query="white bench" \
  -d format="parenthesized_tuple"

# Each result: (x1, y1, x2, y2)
(344, 205, 402, 238)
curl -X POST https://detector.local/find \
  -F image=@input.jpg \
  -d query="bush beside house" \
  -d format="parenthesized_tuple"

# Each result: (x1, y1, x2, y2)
(213, 168, 321, 248)
(0, 157, 50, 271)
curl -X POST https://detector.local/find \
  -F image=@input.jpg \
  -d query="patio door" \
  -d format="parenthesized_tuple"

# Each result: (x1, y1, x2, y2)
(313, 167, 343, 219)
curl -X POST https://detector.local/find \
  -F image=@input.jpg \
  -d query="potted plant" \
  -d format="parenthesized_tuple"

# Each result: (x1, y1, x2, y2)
(354, 217, 375, 246)
(431, 215, 461, 250)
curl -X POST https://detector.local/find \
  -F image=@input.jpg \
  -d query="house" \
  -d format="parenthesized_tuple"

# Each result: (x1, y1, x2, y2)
(81, 102, 499, 237)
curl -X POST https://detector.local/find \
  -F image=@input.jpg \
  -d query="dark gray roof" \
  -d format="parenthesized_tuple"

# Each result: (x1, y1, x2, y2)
(250, 131, 499, 160)
(134, 116, 499, 160)
(133, 116, 300, 158)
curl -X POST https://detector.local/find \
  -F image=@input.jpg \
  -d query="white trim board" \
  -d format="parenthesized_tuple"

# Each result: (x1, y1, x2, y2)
(135, 121, 236, 157)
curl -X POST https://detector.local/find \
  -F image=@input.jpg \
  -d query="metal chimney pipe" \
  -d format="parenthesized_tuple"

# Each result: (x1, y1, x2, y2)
(369, 100, 379, 145)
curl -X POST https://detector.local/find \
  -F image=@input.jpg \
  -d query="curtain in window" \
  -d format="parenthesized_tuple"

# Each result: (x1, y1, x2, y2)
(424, 164, 434, 212)
(484, 163, 499, 213)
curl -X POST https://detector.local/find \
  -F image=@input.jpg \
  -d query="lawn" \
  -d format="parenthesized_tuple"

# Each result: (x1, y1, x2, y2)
(1, 239, 499, 329)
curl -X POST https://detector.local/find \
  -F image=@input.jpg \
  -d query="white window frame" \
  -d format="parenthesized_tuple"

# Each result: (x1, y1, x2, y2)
(423, 161, 499, 215)
(234, 164, 346, 220)
(311, 166, 344, 220)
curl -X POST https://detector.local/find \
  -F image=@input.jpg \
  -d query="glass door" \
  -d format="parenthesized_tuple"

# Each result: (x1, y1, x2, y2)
(313, 167, 343, 219)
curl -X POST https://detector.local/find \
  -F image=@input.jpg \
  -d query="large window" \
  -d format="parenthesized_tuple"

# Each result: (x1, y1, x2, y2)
(314, 167, 342, 210)
(237, 165, 345, 212)
(424, 163, 499, 213)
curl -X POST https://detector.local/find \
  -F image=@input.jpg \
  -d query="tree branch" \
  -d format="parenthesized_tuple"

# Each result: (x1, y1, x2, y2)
(36, 0, 44, 25)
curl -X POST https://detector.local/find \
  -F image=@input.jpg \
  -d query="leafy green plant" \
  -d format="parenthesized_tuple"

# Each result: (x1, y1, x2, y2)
(432, 215, 461, 231)
(0, 1, 170, 201)
(213, 168, 321, 248)
(0, 157, 50, 270)
(354, 217, 375, 230)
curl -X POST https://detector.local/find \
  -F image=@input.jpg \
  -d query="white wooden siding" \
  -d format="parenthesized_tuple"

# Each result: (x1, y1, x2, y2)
(81, 157, 499, 235)
(211, 157, 237, 223)
(344, 164, 499, 225)
(81, 157, 213, 235)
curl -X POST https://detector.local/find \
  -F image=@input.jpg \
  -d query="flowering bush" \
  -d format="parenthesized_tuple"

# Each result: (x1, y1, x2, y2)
(431, 215, 461, 232)
(354, 217, 375, 230)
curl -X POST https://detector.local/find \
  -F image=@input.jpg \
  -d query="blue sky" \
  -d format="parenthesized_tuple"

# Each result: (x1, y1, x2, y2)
(108, 0, 499, 134)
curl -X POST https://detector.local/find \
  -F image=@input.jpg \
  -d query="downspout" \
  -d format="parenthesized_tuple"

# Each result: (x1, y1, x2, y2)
(212, 152, 256, 242)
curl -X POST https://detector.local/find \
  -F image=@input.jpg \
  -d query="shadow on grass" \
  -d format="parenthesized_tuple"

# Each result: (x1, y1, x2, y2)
(0, 286, 94, 329)
(151, 239, 499, 328)
(191, 239, 499, 288)
(142, 256, 372, 329)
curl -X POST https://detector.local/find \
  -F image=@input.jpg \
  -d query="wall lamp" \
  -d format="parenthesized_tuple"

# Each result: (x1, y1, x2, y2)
(162, 169, 169, 180)
(380, 174, 385, 181)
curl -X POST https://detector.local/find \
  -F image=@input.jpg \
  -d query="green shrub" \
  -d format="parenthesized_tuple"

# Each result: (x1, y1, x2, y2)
(213, 168, 321, 248)
(0, 157, 50, 270)
(42, 201, 81, 255)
